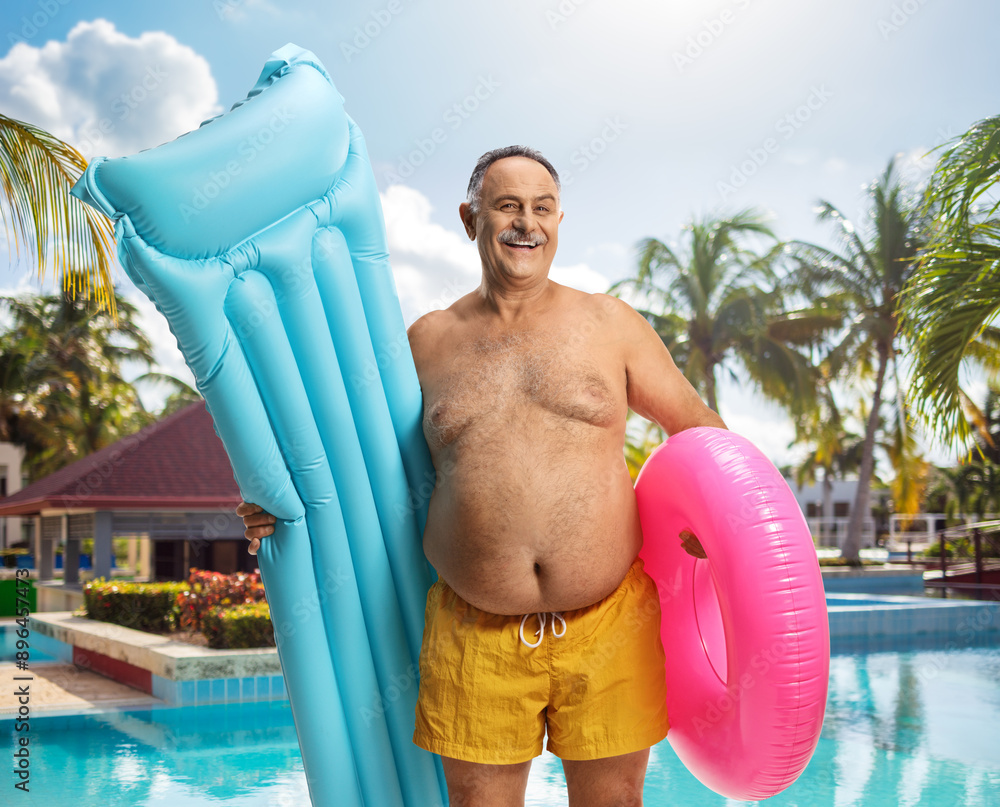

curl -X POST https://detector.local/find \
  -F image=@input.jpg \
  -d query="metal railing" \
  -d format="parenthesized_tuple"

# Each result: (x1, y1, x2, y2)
(923, 520, 1000, 600)
(807, 517, 876, 548)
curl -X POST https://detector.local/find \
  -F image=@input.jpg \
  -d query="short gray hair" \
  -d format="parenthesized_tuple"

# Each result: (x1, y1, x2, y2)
(465, 145, 561, 213)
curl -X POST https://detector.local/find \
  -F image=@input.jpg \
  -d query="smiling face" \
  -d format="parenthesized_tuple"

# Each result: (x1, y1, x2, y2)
(460, 156, 564, 289)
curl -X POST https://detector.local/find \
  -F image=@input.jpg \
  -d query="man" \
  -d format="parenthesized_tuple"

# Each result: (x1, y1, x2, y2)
(238, 145, 726, 806)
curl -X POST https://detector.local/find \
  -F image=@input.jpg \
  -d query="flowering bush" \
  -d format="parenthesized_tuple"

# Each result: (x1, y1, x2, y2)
(176, 568, 266, 633)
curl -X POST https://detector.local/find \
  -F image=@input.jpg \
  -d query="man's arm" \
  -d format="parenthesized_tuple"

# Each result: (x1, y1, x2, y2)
(606, 295, 727, 434)
(607, 295, 724, 559)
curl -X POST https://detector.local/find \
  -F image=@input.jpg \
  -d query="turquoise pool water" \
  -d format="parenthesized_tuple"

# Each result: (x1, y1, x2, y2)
(8, 641, 999, 806)
(0, 624, 57, 663)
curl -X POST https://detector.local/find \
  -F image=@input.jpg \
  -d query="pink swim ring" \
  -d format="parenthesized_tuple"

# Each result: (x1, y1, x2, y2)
(635, 426, 829, 801)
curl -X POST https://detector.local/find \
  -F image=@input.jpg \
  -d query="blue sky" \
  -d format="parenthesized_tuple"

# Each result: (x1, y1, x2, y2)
(1, 0, 997, 465)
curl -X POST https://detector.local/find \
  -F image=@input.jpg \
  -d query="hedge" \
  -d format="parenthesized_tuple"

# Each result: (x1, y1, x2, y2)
(201, 601, 275, 649)
(83, 578, 188, 633)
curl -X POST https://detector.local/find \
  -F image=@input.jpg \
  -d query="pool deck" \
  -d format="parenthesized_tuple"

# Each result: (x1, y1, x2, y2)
(1, 612, 286, 716)
(0, 660, 166, 717)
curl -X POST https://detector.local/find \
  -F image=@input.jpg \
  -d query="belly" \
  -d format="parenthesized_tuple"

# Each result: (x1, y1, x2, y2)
(423, 435, 643, 615)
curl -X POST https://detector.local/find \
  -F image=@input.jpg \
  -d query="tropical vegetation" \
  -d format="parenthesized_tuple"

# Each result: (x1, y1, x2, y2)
(0, 114, 117, 319)
(900, 114, 1000, 448)
(619, 127, 999, 561)
(0, 277, 199, 480)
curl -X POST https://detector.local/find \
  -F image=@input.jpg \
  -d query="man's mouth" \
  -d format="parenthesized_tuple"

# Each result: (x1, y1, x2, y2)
(505, 242, 539, 251)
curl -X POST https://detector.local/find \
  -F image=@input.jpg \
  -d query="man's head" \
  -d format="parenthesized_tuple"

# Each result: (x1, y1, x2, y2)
(465, 146, 561, 214)
(460, 146, 564, 289)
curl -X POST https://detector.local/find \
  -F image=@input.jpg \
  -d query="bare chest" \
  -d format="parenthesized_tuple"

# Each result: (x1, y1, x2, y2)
(422, 331, 623, 449)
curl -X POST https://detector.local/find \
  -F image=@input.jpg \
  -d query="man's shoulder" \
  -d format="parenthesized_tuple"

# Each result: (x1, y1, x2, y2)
(407, 309, 448, 354)
(407, 295, 472, 356)
(554, 284, 636, 325)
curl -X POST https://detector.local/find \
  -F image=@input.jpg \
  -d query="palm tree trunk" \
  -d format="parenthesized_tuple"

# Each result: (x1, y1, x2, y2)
(823, 470, 833, 546)
(842, 346, 889, 562)
(705, 367, 719, 413)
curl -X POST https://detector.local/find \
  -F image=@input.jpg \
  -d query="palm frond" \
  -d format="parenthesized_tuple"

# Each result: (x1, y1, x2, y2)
(0, 114, 118, 319)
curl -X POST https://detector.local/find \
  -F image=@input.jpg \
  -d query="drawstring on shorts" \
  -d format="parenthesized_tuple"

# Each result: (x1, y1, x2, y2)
(519, 611, 567, 648)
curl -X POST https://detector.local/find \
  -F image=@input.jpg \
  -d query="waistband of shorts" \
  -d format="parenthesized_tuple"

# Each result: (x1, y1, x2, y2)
(430, 556, 648, 620)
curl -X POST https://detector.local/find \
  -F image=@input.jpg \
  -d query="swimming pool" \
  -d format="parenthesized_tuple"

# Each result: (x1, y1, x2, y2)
(0, 623, 57, 664)
(11, 639, 999, 806)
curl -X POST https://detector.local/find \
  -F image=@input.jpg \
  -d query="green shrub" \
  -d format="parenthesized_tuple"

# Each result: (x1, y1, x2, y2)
(921, 542, 953, 559)
(84, 577, 188, 632)
(201, 601, 274, 649)
(817, 557, 882, 567)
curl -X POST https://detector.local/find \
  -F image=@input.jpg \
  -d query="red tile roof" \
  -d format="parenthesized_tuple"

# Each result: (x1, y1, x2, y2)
(0, 401, 242, 515)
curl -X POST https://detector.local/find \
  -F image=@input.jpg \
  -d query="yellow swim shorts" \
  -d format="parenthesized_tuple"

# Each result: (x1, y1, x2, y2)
(412, 557, 670, 764)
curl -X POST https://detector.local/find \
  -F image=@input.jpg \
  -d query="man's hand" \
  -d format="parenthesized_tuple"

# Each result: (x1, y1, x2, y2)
(680, 529, 707, 559)
(236, 501, 276, 555)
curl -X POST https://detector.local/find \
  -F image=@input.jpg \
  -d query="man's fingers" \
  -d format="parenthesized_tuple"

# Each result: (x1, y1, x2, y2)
(679, 529, 707, 559)
(235, 501, 262, 516)
(238, 502, 275, 555)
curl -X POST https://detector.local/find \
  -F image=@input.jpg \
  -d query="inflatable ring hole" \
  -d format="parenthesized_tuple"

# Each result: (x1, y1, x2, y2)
(691, 558, 727, 686)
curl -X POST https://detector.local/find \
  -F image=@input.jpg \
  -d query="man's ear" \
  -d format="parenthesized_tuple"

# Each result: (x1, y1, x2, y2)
(558, 209, 565, 225)
(458, 202, 477, 241)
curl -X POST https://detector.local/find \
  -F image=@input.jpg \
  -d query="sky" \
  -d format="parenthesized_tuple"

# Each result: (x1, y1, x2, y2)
(1, 0, 997, 468)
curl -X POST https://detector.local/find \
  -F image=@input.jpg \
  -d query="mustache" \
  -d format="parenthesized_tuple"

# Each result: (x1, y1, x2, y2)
(497, 229, 547, 247)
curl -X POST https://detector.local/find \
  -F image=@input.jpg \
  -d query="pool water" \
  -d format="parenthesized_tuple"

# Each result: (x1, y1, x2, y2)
(0, 624, 57, 664)
(9, 645, 1000, 806)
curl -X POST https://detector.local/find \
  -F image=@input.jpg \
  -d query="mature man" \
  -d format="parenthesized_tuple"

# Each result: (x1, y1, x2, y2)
(238, 145, 726, 806)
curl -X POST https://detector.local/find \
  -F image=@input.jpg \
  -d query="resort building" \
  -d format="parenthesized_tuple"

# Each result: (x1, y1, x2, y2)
(0, 401, 251, 612)
(784, 477, 879, 548)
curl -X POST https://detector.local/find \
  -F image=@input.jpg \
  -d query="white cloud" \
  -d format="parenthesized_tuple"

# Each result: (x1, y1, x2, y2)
(548, 262, 612, 293)
(823, 157, 850, 175)
(381, 184, 480, 324)
(0, 19, 221, 160)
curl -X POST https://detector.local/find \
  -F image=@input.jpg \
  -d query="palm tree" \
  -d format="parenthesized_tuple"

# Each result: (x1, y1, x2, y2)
(786, 158, 928, 562)
(0, 114, 117, 318)
(611, 209, 815, 416)
(791, 377, 864, 546)
(624, 417, 665, 482)
(900, 115, 1000, 448)
(0, 277, 196, 479)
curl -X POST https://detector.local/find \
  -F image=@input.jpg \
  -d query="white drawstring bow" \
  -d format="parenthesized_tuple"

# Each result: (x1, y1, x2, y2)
(519, 611, 567, 648)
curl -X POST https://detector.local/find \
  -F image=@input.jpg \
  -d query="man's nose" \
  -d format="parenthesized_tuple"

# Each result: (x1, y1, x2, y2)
(511, 211, 537, 232)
